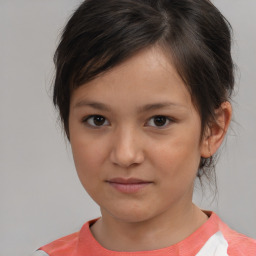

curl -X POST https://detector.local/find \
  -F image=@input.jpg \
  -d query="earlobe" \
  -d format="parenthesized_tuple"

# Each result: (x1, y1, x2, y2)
(201, 101, 232, 158)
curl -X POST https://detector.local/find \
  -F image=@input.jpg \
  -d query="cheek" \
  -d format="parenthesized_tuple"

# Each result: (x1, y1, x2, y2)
(152, 133, 201, 180)
(151, 144, 200, 204)
(71, 137, 105, 179)
(70, 139, 106, 201)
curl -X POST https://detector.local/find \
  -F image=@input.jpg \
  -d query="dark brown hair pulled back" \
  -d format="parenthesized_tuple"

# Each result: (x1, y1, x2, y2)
(53, 0, 234, 180)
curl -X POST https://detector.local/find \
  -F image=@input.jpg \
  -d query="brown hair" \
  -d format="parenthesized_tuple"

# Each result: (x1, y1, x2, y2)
(53, 0, 234, 179)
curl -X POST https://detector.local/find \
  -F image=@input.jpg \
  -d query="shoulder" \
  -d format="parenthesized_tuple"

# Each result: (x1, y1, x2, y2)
(35, 219, 98, 256)
(37, 231, 79, 256)
(224, 228, 256, 255)
(217, 215, 256, 256)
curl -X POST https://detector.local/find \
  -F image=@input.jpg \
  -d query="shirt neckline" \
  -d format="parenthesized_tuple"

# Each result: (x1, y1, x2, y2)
(77, 211, 221, 256)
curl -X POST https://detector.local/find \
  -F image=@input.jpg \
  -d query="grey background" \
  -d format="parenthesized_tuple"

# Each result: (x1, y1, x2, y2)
(0, 1, 255, 256)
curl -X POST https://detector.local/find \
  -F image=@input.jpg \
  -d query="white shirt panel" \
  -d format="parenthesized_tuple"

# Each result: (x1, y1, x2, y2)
(196, 231, 228, 256)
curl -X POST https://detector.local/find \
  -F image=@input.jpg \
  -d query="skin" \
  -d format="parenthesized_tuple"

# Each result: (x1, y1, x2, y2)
(68, 46, 232, 251)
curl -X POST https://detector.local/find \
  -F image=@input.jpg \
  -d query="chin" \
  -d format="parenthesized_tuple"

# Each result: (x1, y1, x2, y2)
(102, 205, 157, 224)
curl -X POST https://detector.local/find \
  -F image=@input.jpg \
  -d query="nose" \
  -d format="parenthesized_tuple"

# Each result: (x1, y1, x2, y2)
(110, 126, 145, 168)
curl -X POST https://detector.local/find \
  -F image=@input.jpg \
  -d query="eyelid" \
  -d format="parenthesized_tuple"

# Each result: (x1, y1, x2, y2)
(82, 115, 110, 128)
(145, 115, 175, 128)
(81, 114, 175, 129)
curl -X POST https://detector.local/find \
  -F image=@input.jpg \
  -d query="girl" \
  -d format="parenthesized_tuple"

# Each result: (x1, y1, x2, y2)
(33, 0, 256, 255)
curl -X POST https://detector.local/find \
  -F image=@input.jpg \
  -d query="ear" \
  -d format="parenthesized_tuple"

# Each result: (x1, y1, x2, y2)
(200, 101, 232, 158)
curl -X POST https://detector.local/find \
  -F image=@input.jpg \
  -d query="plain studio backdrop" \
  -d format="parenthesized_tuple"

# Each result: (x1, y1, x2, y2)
(0, 1, 255, 256)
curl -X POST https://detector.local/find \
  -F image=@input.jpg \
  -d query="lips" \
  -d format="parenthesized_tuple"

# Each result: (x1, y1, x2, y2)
(106, 178, 153, 193)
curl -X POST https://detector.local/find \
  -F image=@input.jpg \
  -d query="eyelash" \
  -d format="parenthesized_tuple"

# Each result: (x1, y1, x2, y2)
(82, 115, 110, 128)
(82, 115, 175, 129)
(146, 116, 174, 128)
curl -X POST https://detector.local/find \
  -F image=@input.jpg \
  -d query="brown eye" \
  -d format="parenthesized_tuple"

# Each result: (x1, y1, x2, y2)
(153, 116, 167, 126)
(146, 116, 172, 128)
(85, 115, 109, 127)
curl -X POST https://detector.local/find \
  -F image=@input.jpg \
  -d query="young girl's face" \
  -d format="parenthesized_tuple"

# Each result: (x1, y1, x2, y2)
(69, 47, 207, 223)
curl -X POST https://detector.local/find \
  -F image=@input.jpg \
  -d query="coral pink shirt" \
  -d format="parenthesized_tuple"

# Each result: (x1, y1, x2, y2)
(36, 212, 256, 256)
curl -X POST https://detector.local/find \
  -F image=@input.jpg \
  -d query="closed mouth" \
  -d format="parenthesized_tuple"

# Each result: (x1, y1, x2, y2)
(106, 178, 153, 193)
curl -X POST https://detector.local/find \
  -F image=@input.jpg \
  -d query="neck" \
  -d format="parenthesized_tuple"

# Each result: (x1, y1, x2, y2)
(90, 204, 208, 252)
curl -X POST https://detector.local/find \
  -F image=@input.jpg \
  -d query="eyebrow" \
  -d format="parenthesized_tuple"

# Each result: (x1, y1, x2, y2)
(74, 100, 186, 112)
(138, 102, 186, 112)
(74, 100, 111, 111)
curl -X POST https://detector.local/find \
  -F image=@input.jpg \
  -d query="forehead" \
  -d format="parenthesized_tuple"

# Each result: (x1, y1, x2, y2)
(70, 46, 193, 112)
